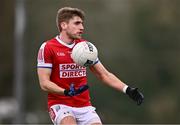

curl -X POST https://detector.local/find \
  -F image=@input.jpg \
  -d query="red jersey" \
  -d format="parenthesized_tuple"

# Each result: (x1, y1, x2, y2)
(37, 36, 91, 109)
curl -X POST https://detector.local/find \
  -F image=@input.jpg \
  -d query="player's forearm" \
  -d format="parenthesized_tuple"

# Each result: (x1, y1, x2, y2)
(90, 63, 128, 93)
(100, 72, 128, 93)
(40, 80, 65, 95)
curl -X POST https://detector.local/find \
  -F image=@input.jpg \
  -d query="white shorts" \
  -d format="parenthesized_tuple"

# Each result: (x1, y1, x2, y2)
(49, 104, 102, 125)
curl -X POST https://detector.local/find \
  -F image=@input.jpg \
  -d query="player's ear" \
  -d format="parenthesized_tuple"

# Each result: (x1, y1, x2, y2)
(61, 22, 68, 30)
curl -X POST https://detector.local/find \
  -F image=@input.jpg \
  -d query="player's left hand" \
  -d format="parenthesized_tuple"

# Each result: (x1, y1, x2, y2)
(64, 83, 89, 96)
(126, 87, 144, 105)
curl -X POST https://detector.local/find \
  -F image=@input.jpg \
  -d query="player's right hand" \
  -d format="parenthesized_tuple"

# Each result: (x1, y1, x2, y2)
(64, 83, 89, 96)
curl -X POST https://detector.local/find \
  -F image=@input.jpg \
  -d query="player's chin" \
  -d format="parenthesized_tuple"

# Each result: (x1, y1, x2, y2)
(74, 36, 82, 39)
(73, 34, 82, 39)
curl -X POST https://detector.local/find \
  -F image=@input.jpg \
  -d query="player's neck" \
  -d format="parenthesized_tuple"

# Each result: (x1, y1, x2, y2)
(59, 33, 74, 45)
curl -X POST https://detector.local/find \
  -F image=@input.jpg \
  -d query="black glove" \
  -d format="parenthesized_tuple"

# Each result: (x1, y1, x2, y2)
(64, 83, 89, 96)
(126, 87, 144, 105)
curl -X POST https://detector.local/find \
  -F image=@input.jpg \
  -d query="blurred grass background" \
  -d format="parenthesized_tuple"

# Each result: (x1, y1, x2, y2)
(0, 0, 180, 124)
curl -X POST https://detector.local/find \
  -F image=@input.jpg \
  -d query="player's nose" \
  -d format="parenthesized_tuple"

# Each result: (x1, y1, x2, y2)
(79, 23, 84, 30)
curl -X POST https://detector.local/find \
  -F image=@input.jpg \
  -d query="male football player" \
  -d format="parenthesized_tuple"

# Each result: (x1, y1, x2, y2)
(37, 7, 144, 125)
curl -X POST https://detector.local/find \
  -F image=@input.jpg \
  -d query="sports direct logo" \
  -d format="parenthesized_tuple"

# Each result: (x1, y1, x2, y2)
(59, 63, 86, 78)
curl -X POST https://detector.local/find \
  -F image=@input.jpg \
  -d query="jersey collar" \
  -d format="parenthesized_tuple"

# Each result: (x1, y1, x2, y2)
(56, 35, 75, 48)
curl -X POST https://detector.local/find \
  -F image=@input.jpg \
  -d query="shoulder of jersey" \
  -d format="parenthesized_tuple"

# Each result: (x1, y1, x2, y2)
(44, 38, 88, 46)
(45, 38, 60, 46)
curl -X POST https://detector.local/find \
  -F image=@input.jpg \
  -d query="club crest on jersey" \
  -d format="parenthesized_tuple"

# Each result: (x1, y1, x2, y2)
(67, 51, 72, 54)
(59, 63, 86, 78)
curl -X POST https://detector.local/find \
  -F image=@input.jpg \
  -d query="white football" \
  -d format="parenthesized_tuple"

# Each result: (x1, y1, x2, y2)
(71, 41, 98, 67)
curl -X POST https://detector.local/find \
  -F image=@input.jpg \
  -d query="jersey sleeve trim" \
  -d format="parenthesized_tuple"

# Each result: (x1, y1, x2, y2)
(37, 63, 52, 68)
(37, 66, 52, 69)
(93, 58, 100, 65)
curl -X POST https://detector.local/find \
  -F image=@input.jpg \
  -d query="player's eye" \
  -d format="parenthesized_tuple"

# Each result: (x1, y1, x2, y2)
(74, 21, 82, 25)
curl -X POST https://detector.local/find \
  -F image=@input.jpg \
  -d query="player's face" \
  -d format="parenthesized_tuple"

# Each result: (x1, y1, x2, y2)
(65, 16, 84, 39)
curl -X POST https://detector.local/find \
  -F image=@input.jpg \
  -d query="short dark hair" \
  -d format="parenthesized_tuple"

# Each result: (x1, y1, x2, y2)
(56, 7, 85, 32)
